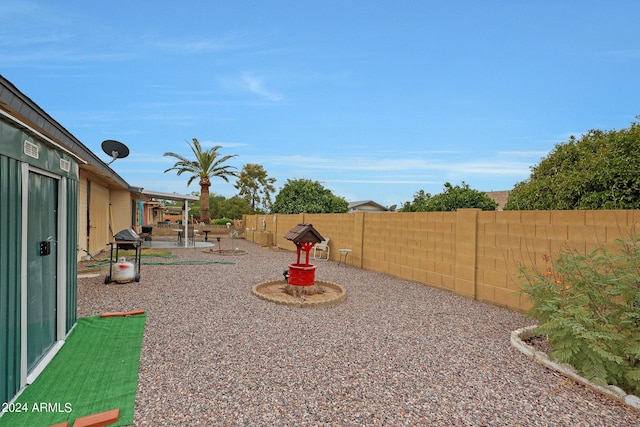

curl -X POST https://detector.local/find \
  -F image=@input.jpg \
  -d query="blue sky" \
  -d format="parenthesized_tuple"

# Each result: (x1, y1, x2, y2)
(2, 1, 640, 208)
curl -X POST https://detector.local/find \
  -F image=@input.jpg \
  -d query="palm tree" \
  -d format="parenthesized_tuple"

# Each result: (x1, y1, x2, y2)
(163, 138, 238, 223)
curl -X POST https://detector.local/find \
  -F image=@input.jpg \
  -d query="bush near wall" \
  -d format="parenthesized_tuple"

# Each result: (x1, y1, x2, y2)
(520, 239, 640, 395)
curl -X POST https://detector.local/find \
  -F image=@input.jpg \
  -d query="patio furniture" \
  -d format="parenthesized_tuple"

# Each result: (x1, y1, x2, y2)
(171, 229, 183, 245)
(187, 226, 200, 246)
(338, 249, 352, 266)
(313, 238, 330, 260)
(140, 225, 153, 241)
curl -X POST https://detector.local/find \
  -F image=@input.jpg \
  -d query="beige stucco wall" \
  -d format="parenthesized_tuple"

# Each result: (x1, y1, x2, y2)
(77, 174, 89, 260)
(110, 189, 132, 234)
(90, 182, 110, 253)
(78, 170, 139, 259)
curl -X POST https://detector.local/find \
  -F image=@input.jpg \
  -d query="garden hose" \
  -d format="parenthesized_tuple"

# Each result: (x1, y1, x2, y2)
(140, 260, 235, 265)
(85, 257, 234, 269)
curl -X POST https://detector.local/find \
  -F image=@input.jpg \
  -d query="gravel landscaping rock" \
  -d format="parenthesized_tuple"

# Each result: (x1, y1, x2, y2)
(77, 239, 640, 426)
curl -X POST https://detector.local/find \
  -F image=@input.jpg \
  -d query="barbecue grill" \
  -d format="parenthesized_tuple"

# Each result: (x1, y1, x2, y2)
(104, 228, 142, 284)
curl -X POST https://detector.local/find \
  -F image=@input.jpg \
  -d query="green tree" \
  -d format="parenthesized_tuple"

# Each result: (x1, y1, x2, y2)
(192, 193, 254, 219)
(505, 121, 640, 210)
(234, 163, 276, 213)
(401, 182, 497, 211)
(163, 138, 238, 223)
(212, 195, 254, 219)
(401, 189, 432, 212)
(271, 179, 349, 214)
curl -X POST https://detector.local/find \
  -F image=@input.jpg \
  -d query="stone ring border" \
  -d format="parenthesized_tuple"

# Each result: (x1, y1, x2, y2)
(252, 280, 347, 308)
(511, 326, 640, 410)
(202, 249, 249, 256)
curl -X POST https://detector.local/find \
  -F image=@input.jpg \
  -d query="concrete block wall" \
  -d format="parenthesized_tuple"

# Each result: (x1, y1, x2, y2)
(275, 214, 305, 251)
(358, 212, 457, 292)
(244, 209, 640, 313)
(243, 213, 298, 251)
(476, 209, 640, 311)
(303, 213, 358, 263)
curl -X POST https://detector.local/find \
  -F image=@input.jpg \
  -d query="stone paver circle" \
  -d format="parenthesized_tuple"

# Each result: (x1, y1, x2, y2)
(252, 280, 346, 308)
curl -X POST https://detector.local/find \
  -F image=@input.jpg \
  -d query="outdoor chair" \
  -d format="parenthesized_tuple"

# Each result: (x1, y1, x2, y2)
(140, 226, 153, 241)
(313, 238, 330, 260)
(187, 226, 200, 246)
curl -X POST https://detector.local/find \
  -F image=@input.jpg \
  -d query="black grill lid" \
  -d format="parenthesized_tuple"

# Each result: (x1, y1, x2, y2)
(114, 228, 140, 242)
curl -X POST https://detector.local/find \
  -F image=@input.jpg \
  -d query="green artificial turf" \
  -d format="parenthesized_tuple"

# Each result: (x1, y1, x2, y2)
(0, 314, 146, 427)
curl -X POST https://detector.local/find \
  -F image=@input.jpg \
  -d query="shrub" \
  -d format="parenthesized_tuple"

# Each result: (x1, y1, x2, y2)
(212, 217, 233, 225)
(520, 238, 640, 395)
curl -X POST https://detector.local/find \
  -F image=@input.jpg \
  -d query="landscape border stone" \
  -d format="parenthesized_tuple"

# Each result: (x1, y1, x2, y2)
(252, 280, 346, 308)
(511, 326, 640, 410)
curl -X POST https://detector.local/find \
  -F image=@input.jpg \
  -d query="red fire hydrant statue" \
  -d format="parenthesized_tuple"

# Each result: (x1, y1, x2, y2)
(283, 223, 324, 295)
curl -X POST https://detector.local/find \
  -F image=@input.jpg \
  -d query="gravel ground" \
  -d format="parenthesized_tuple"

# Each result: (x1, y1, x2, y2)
(78, 239, 640, 426)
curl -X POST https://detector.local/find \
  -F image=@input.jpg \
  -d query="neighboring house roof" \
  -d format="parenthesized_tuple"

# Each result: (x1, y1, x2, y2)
(484, 190, 511, 211)
(348, 200, 390, 212)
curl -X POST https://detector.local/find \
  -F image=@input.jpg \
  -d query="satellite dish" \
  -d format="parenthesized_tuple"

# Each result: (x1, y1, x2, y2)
(101, 140, 130, 165)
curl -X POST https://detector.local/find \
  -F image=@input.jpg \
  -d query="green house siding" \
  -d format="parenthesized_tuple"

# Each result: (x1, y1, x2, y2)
(0, 122, 79, 181)
(0, 154, 23, 406)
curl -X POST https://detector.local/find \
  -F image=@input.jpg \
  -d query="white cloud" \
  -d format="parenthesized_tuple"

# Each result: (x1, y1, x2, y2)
(547, 131, 585, 144)
(119, 149, 533, 192)
(0, 46, 134, 65)
(0, 0, 47, 24)
(153, 32, 245, 54)
(496, 150, 548, 158)
(265, 155, 434, 171)
(263, 153, 531, 176)
(444, 161, 530, 176)
(120, 153, 174, 165)
(201, 141, 249, 149)
(240, 73, 283, 101)
(323, 178, 438, 185)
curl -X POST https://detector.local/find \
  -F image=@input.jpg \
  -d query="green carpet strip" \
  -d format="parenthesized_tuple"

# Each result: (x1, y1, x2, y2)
(0, 314, 146, 427)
